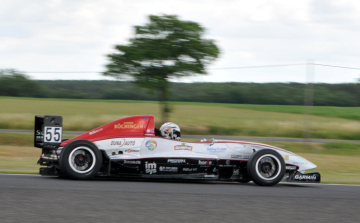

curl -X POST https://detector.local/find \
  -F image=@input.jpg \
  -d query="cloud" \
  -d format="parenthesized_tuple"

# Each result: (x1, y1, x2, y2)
(0, 0, 359, 82)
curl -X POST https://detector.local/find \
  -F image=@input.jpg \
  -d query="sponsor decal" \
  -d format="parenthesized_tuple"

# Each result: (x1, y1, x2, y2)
(89, 128, 103, 135)
(294, 174, 317, 180)
(286, 166, 297, 171)
(233, 169, 240, 176)
(124, 160, 141, 164)
(225, 160, 230, 165)
(174, 143, 193, 151)
(231, 154, 250, 159)
(283, 156, 289, 160)
(125, 141, 135, 146)
(204, 174, 216, 178)
(183, 168, 198, 172)
(199, 160, 212, 166)
(142, 118, 149, 120)
(114, 122, 144, 129)
(110, 140, 136, 147)
(145, 162, 157, 174)
(293, 157, 309, 165)
(233, 145, 246, 149)
(207, 147, 227, 152)
(36, 130, 43, 139)
(111, 140, 125, 146)
(125, 149, 140, 153)
(146, 140, 157, 151)
(150, 129, 154, 133)
(159, 166, 178, 172)
(167, 159, 186, 164)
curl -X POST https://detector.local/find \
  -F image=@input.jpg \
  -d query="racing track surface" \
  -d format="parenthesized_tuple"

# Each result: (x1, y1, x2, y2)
(1, 175, 359, 223)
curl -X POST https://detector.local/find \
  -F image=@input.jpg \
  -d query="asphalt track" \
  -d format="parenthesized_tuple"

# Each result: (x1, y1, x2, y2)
(1, 174, 359, 223)
(1, 129, 360, 144)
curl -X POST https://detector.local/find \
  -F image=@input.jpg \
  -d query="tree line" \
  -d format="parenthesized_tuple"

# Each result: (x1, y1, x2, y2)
(0, 71, 359, 107)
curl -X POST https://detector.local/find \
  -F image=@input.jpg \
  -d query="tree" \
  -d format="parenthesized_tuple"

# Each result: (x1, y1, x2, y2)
(0, 69, 45, 97)
(103, 15, 220, 123)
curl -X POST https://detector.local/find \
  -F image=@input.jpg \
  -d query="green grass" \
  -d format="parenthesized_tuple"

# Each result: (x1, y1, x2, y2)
(1, 96, 360, 120)
(260, 141, 360, 156)
(0, 97, 360, 140)
(0, 133, 78, 146)
(223, 104, 360, 121)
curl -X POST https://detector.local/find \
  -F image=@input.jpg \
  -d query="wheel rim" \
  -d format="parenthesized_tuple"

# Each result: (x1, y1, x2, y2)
(255, 154, 281, 181)
(68, 146, 96, 174)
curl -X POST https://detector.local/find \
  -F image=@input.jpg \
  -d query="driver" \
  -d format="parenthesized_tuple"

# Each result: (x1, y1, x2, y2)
(160, 122, 181, 141)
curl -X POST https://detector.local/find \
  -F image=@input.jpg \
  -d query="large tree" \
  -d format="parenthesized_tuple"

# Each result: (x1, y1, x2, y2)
(0, 69, 44, 97)
(104, 15, 220, 123)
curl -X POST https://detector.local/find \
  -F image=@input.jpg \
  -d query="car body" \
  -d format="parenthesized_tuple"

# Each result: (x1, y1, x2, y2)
(35, 115, 320, 186)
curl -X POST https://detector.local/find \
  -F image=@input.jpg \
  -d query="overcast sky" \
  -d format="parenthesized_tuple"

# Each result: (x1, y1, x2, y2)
(1, 0, 360, 83)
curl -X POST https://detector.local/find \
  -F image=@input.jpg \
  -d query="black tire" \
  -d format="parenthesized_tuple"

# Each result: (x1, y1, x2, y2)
(59, 140, 102, 180)
(247, 149, 285, 186)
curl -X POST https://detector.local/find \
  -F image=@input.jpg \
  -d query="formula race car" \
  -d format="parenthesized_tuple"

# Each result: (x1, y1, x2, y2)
(34, 115, 320, 186)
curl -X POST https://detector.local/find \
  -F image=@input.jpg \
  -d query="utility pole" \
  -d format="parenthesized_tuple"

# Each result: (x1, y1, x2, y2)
(303, 60, 315, 146)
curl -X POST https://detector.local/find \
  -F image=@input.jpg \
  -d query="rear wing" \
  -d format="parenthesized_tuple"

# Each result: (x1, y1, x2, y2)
(34, 115, 63, 149)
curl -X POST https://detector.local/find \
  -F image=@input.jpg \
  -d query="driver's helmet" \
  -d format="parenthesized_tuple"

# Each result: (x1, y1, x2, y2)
(160, 122, 181, 141)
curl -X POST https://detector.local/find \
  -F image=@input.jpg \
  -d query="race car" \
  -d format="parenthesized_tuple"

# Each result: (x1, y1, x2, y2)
(34, 115, 320, 186)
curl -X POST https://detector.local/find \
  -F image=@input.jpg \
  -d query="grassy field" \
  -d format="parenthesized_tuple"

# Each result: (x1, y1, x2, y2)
(1, 97, 358, 184)
(1, 133, 359, 184)
(1, 97, 360, 140)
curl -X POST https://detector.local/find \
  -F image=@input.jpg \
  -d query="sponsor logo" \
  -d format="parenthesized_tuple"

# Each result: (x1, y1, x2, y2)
(174, 143, 193, 151)
(207, 147, 227, 152)
(233, 145, 246, 149)
(124, 160, 141, 164)
(167, 159, 186, 164)
(114, 122, 144, 129)
(204, 174, 216, 178)
(111, 140, 125, 146)
(183, 168, 198, 172)
(199, 160, 212, 166)
(89, 128, 103, 135)
(110, 140, 136, 147)
(294, 174, 317, 180)
(293, 157, 309, 165)
(35, 130, 43, 139)
(146, 140, 157, 151)
(286, 166, 297, 171)
(125, 141, 135, 146)
(231, 154, 250, 159)
(283, 156, 289, 160)
(142, 118, 149, 120)
(145, 162, 157, 174)
(233, 169, 240, 175)
(225, 160, 230, 165)
(159, 166, 178, 172)
(125, 149, 140, 153)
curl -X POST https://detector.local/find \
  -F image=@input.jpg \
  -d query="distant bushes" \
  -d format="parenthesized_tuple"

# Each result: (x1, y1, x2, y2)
(0, 70, 359, 106)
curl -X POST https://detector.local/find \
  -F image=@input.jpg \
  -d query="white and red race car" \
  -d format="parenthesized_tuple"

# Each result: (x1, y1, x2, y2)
(35, 115, 320, 186)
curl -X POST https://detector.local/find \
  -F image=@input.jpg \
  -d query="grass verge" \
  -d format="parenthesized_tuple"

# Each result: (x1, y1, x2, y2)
(1, 98, 360, 140)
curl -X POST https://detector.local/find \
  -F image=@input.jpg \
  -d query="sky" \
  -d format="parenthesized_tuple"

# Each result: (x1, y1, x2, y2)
(1, 0, 360, 83)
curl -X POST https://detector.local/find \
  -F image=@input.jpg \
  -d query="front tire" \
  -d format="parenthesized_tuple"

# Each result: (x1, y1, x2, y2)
(247, 149, 285, 186)
(59, 140, 102, 180)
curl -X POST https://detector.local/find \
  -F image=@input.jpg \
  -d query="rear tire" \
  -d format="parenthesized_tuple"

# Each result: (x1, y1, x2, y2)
(247, 149, 285, 186)
(59, 140, 102, 180)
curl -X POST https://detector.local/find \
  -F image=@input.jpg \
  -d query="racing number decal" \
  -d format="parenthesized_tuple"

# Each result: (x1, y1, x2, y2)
(44, 127, 62, 143)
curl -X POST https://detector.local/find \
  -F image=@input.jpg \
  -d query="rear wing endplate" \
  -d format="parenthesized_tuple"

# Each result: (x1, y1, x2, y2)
(34, 116, 63, 149)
